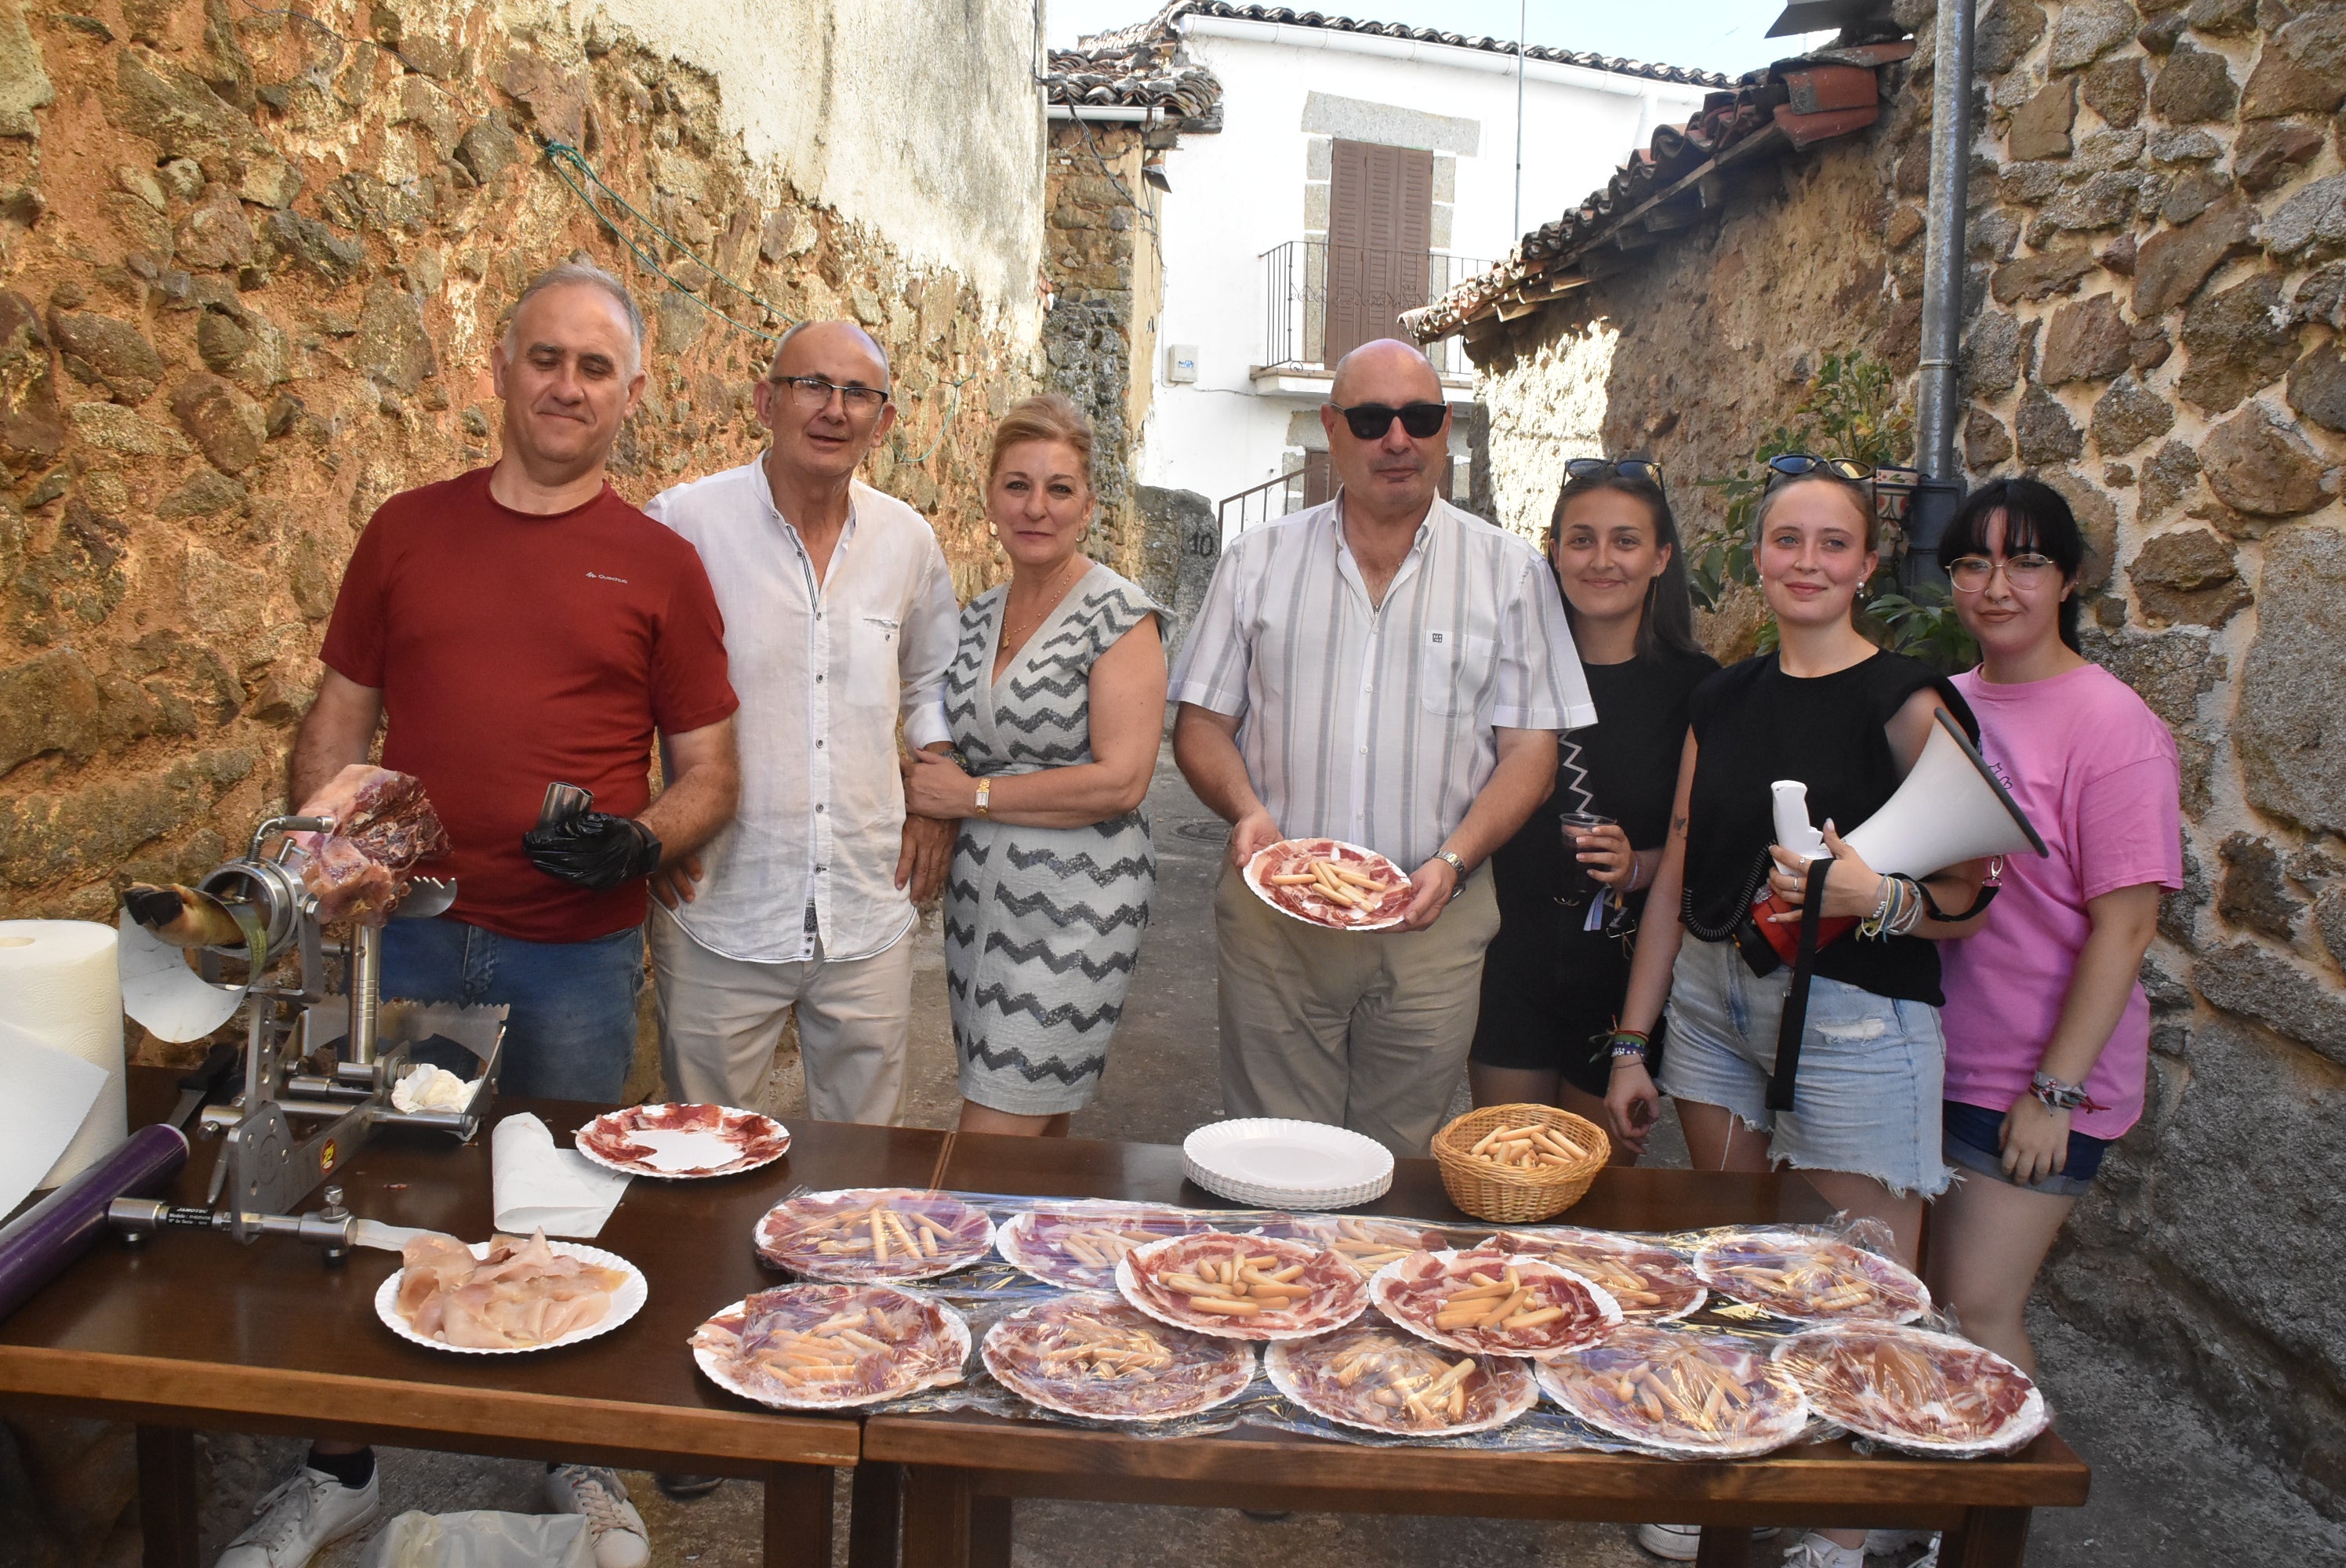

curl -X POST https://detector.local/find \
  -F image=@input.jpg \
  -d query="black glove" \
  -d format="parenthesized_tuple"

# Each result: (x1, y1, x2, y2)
(521, 812, 663, 891)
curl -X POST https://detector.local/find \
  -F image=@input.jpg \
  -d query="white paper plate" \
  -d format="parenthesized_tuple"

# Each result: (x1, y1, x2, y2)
(375, 1240, 645, 1355)
(1243, 839, 1412, 932)
(1537, 1327, 1814, 1459)
(574, 1104, 791, 1179)
(1369, 1248, 1622, 1359)
(1772, 1323, 2049, 1458)
(1264, 1327, 1538, 1439)
(981, 1293, 1258, 1423)
(691, 1287, 971, 1410)
(1182, 1118, 1393, 1209)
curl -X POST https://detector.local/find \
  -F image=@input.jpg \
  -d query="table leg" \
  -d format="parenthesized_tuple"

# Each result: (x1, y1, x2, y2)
(899, 1466, 974, 1568)
(134, 1425, 199, 1568)
(970, 1495, 1011, 1568)
(845, 1462, 902, 1568)
(1694, 1525, 1753, 1567)
(1941, 1506, 2032, 1567)
(761, 1465, 835, 1568)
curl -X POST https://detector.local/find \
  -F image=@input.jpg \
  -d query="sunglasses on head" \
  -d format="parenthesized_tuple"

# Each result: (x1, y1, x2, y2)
(1329, 401, 1448, 441)
(1565, 457, 1665, 488)
(1766, 453, 1875, 485)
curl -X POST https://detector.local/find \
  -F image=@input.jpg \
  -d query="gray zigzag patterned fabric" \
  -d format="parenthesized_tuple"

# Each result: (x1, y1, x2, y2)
(944, 564, 1168, 1115)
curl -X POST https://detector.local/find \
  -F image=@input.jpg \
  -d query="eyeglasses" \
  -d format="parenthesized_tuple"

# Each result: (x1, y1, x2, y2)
(1565, 457, 1665, 488)
(773, 374, 891, 412)
(1948, 554, 2061, 591)
(1329, 401, 1448, 441)
(1767, 453, 1874, 485)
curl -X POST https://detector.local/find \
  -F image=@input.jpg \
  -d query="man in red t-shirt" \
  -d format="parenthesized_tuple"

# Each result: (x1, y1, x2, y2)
(258, 262, 739, 1568)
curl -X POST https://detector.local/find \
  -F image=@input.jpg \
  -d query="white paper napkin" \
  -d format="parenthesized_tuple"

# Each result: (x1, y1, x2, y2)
(0, 1022, 108, 1215)
(490, 1113, 631, 1239)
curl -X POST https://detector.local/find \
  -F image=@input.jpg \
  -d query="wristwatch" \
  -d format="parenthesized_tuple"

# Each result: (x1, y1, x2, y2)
(1436, 850, 1469, 899)
(973, 779, 992, 818)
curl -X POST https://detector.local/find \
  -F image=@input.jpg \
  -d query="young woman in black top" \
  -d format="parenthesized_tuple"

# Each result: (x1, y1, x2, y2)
(1605, 466, 1988, 1568)
(1468, 464, 1715, 1159)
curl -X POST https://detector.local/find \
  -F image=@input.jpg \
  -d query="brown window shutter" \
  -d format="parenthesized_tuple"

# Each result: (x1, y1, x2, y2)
(1324, 140, 1434, 366)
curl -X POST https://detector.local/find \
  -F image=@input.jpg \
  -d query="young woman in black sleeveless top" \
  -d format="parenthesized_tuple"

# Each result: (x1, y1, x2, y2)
(1468, 465, 1714, 1157)
(1603, 470, 1988, 1568)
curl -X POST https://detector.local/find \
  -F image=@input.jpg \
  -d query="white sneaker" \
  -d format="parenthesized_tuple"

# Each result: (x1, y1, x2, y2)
(1636, 1523, 1702, 1561)
(1778, 1533, 1865, 1568)
(216, 1467, 381, 1568)
(545, 1465, 650, 1568)
(1866, 1528, 1933, 1554)
(1632, 1523, 1779, 1560)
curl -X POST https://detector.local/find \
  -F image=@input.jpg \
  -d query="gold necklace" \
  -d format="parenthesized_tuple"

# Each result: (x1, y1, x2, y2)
(1000, 557, 1084, 653)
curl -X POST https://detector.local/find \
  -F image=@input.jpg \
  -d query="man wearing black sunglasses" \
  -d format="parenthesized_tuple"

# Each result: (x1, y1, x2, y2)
(1171, 339, 1596, 1158)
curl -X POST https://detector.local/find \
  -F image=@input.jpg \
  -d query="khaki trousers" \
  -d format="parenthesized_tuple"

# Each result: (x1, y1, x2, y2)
(1214, 860, 1501, 1158)
(648, 906, 913, 1125)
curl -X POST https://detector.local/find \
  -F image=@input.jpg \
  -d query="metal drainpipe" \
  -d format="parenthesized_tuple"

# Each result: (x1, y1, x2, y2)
(1907, 0, 1976, 586)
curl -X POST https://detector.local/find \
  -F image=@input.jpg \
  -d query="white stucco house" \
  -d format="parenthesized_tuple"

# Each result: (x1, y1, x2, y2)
(1062, 4, 1723, 536)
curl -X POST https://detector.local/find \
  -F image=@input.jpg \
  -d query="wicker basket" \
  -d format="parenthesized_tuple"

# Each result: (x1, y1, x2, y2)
(1431, 1103, 1611, 1224)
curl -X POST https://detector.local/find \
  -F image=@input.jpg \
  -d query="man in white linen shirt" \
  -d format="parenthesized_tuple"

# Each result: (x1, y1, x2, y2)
(1171, 339, 1596, 1157)
(645, 320, 958, 1123)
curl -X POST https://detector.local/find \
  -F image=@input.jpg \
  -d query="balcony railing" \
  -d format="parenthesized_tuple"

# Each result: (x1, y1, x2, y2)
(1262, 241, 1489, 379)
(1218, 467, 1311, 536)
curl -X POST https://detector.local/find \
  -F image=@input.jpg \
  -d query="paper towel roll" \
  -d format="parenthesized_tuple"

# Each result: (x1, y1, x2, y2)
(0, 921, 127, 1189)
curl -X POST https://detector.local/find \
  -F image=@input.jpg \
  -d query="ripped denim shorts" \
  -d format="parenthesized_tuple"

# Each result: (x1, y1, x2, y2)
(1655, 936, 1953, 1198)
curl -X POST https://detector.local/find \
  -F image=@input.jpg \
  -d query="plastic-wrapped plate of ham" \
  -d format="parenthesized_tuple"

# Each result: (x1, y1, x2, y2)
(1243, 838, 1413, 931)
(1281, 1214, 1451, 1280)
(982, 1292, 1257, 1421)
(377, 1232, 645, 1354)
(1371, 1247, 1620, 1359)
(1773, 1322, 2047, 1457)
(754, 1189, 995, 1283)
(994, 1202, 1216, 1291)
(692, 1283, 969, 1410)
(1117, 1230, 1367, 1341)
(1266, 1319, 1538, 1438)
(1690, 1228, 1930, 1323)
(576, 1103, 790, 1179)
(1489, 1227, 1707, 1321)
(1537, 1324, 1812, 1457)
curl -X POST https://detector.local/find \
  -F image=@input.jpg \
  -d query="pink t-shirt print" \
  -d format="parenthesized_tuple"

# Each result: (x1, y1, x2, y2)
(1939, 663, 2184, 1140)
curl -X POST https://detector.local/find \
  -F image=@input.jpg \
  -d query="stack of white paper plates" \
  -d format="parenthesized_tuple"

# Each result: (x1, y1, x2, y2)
(1181, 1118, 1394, 1210)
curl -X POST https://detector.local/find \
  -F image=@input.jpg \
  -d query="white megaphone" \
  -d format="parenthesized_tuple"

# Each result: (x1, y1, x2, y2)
(1771, 706, 2048, 877)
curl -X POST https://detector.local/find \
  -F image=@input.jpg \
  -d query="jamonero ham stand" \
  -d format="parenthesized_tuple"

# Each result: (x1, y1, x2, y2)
(111, 812, 507, 1250)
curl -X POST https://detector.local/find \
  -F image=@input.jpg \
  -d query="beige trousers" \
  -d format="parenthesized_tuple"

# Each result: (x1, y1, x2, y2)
(648, 906, 913, 1125)
(1214, 860, 1502, 1158)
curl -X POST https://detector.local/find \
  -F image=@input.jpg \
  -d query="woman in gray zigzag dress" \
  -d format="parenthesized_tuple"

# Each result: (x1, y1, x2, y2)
(901, 394, 1168, 1134)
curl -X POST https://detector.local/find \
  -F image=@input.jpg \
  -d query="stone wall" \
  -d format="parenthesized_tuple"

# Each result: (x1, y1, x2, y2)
(0, 0, 1040, 947)
(1041, 118, 1168, 583)
(1471, 0, 2346, 1519)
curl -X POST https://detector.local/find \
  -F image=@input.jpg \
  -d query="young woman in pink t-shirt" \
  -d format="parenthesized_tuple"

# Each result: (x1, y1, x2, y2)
(1930, 477, 2181, 1376)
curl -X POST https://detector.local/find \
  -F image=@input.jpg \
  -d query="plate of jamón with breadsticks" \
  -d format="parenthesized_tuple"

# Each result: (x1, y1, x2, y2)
(1487, 1228, 1707, 1321)
(1772, 1322, 2046, 1457)
(1370, 1247, 1621, 1359)
(1244, 838, 1413, 931)
(754, 1189, 995, 1283)
(1284, 1214, 1452, 1280)
(1266, 1320, 1538, 1438)
(1116, 1230, 1369, 1341)
(982, 1292, 1258, 1423)
(993, 1202, 1217, 1291)
(1690, 1229, 1930, 1323)
(692, 1283, 968, 1410)
(1537, 1325, 1812, 1458)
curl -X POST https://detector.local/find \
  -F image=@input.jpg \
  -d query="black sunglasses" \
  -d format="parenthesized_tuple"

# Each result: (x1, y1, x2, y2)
(1766, 452, 1874, 485)
(1565, 457, 1665, 488)
(1329, 401, 1447, 441)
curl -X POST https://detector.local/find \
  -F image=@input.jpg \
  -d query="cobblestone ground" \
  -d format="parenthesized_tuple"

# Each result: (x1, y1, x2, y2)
(193, 746, 2341, 1568)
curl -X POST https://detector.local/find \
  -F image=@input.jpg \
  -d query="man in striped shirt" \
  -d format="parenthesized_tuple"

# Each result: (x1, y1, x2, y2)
(1171, 339, 1596, 1156)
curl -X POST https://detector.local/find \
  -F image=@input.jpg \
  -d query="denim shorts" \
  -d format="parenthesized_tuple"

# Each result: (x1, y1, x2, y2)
(1942, 1099, 2105, 1198)
(1654, 936, 1952, 1197)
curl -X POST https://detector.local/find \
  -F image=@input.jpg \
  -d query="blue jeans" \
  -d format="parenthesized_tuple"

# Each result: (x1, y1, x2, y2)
(381, 918, 645, 1102)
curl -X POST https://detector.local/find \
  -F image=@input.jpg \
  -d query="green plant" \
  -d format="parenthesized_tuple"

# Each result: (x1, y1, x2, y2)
(1686, 354, 1975, 670)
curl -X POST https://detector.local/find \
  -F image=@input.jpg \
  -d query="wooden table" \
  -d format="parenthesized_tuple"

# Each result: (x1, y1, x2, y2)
(0, 1070, 959, 1568)
(861, 1132, 2091, 1568)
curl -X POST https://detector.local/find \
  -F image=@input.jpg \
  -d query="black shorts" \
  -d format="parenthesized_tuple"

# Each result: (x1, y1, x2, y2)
(1469, 914, 1665, 1097)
